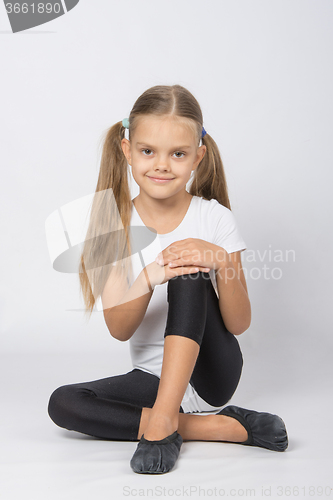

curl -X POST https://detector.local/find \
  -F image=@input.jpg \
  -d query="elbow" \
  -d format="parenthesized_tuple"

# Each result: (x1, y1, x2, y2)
(107, 325, 133, 342)
(108, 328, 132, 342)
(230, 323, 250, 336)
(229, 310, 252, 336)
(103, 309, 132, 342)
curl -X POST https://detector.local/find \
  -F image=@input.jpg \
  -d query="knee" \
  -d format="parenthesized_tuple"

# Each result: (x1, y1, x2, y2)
(47, 384, 78, 429)
(167, 270, 210, 301)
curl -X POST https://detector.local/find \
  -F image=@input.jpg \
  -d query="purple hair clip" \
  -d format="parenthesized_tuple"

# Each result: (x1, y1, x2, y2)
(202, 126, 207, 138)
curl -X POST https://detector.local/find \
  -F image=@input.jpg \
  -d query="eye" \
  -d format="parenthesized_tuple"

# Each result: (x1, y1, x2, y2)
(141, 149, 153, 156)
(173, 151, 186, 158)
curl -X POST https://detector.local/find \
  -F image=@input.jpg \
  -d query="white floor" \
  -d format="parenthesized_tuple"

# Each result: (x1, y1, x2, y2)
(2, 352, 332, 500)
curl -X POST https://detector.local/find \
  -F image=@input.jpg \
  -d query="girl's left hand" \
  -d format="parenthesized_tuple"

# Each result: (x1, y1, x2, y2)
(155, 238, 228, 271)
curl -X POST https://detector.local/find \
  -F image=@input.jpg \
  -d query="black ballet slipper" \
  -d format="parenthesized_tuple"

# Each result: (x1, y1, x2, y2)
(217, 405, 288, 452)
(130, 430, 183, 474)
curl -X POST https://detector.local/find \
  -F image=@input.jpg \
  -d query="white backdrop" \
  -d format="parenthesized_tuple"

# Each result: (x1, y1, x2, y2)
(1, 2, 333, 498)
(1, 0, 332, 423)
(0, 0, 333, 414)
(0, 0, 333, 500)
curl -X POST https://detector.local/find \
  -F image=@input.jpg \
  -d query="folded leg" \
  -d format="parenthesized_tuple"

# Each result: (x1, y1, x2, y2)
(48, 368, 183, 441)
(165, 271, 243, 407)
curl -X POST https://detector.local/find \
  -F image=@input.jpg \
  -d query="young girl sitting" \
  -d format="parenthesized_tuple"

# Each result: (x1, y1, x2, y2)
(48, 84, 288, 475)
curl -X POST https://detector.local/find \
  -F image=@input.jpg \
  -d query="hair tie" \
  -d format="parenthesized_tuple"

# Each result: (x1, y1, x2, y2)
(122, 118, 129, 129)
(202, 126, 207, 138)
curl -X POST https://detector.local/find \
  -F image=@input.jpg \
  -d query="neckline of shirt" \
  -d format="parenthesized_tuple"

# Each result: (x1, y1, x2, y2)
(132, 195, 197, 237)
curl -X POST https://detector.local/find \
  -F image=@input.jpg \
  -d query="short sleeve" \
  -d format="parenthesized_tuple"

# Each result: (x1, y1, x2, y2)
(212, 204, 247, 254)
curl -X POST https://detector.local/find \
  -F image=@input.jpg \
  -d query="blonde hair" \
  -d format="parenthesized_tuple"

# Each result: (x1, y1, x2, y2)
(79, 84, 231, 319)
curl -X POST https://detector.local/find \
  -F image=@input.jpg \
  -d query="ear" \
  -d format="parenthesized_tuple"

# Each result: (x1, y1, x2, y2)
(121, 138, 132, 164)
(193, 145, 207, 170)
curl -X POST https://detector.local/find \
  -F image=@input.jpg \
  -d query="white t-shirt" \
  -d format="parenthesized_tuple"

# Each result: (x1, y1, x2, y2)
(126, 195, 247, 414)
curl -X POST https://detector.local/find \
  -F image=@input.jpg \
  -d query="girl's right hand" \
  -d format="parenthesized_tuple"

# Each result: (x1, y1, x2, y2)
(144, 260, 210, 289)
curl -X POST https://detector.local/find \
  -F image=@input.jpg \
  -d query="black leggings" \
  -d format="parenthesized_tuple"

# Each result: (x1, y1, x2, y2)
(48, 271, 243, 441)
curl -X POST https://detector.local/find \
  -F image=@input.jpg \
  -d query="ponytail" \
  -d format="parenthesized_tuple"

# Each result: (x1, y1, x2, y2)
(78, 121, 133, 320)
(190, 133, 231, 210)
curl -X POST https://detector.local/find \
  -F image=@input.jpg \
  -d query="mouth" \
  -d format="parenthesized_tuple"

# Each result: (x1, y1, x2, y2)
(147, 176, 175, 183)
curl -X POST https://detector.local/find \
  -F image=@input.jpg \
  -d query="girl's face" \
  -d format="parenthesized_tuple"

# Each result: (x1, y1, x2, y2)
(121, 115, 206, 202)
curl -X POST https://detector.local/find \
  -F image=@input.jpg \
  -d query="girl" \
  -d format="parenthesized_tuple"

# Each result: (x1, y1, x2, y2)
(48, 84, 288, 474)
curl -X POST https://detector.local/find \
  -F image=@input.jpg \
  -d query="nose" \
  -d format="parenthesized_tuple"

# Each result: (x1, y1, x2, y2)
(153, 155, 171, 172)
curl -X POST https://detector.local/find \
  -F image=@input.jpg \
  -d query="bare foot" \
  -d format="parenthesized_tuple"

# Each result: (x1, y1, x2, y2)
(142, 412, 179, 441)
(215, 414, 248, 443)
